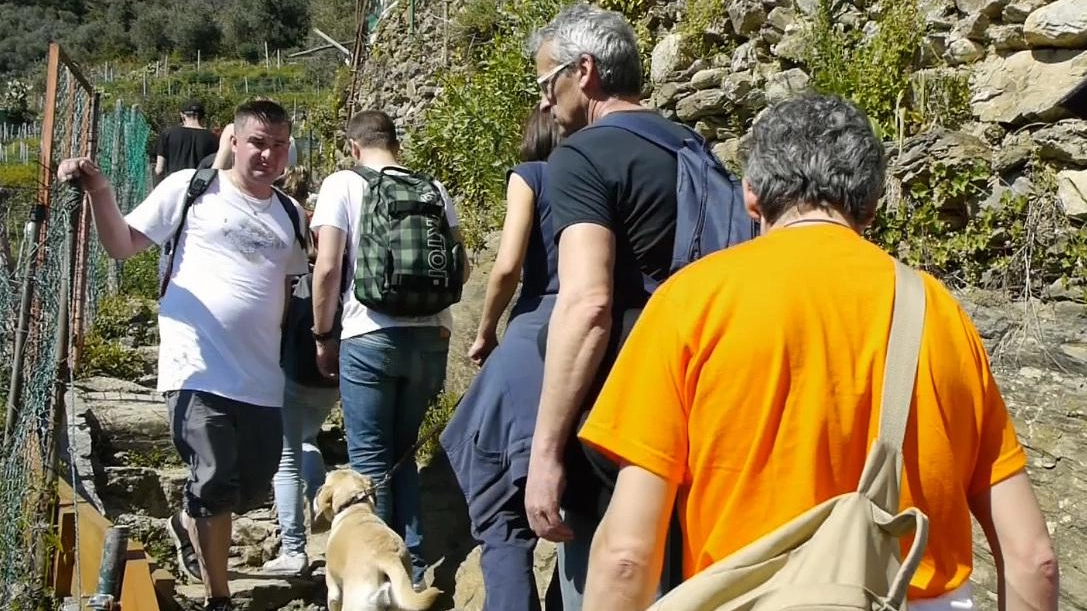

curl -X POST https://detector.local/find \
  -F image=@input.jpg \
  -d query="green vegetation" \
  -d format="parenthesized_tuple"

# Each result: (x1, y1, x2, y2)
(78, 294, 156, 380)
(404, 0, 564, 248)
(802, 0, 926, 140)
(79, 333, 147, 380)
(793, 0, 1080, 294)
(868, 158, 1087, 296)
(418, 391, 459, 465)
(0, 0, 349, 78)
(677, 0, 731, 58)
(124, 446, 182, 469)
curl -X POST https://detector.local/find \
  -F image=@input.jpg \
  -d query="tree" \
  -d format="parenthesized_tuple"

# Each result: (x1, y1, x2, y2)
(130, 4, 172, 59)
(78, 0, 136, 58)
(226, 0, 312, 59)
(0, 4, 81, 76)
(0, 79, 34, 124)
(171, 2, 224, 60)
(310, 0, 358, 44)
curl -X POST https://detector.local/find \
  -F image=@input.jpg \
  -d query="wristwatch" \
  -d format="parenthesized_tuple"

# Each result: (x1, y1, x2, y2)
(312, 328, 336, 342)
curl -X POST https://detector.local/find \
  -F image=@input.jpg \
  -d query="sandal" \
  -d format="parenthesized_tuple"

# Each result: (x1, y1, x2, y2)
(167, 512, 203, 583)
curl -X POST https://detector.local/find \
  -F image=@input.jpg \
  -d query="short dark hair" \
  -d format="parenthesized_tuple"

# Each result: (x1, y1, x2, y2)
(519, 106, 562, 162)
(347, 110, 399, 150)
(234, 99, 291, 132)
(181, 98, 205, 119)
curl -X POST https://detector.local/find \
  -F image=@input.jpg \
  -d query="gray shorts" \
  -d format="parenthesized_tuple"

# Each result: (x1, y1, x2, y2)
(166, 390, 284, 518)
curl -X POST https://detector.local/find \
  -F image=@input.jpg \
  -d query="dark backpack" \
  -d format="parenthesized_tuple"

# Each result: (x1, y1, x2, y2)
(159, 168, 306, 299)
(280, 264, 348, 388)
(352, 165, 464, 317)
(588, 111, 758, 293)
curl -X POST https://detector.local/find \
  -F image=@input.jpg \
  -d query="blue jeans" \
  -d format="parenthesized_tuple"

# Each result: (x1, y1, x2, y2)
(557, 508, 682, 610)
(339, 326, 450, 584)
(271, 379, 339, 555)
(556, 509, 596, 610)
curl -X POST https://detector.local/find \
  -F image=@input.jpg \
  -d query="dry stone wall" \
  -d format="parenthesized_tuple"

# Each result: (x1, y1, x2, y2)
(651, 0, 1087, 227)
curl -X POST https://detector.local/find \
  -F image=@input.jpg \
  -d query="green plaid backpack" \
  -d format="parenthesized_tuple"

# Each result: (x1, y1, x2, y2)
(352, 165, 464, 317)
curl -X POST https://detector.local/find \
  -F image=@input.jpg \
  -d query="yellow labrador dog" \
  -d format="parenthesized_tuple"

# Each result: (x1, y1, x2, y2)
(314, 469, 441, 611)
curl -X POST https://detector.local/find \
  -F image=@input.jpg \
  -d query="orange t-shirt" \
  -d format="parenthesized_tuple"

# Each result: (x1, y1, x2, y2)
(578, 224, 1026, 600)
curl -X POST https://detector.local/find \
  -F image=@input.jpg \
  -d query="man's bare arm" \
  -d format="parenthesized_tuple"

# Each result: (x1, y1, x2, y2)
(58, 157, 152, 260)
(313, 225, 346, 334)
(584, 463, 676, 610)
(525, 223, 614, 541)
(533, 222, 614, 458)
(155, 155, 165, 178)
(971, 470, 1059, 611)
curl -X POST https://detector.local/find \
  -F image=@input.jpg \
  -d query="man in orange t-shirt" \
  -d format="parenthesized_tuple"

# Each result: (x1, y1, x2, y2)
(576, 94, 1059, 611)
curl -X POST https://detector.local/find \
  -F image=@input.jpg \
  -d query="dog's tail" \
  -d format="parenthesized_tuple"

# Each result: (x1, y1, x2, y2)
(376, 556, 441, 611)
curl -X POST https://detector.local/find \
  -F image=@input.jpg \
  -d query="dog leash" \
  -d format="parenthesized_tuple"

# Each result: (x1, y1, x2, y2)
(360, 421, 448, 498)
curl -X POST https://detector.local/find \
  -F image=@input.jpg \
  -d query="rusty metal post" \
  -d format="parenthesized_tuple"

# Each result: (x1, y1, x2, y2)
(4, 42, 60, 447)
(69, 90, 100, 369)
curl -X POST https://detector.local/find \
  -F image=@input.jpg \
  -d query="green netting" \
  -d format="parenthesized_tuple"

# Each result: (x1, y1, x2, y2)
(0, 48, 150, 608)
(90, 101, 153, 322)
(0, 52, 92, 605)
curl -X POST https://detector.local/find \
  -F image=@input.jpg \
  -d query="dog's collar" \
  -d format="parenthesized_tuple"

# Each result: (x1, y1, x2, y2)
(336, 489, 375, 515)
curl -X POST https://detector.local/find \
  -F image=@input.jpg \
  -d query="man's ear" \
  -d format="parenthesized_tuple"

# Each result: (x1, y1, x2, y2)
(349, 139, 363, 161)
(742, 177, 762, 222)
(577, 53, 595, 91)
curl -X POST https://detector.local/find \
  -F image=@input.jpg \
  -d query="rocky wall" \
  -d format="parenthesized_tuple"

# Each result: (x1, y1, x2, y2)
(648, 0, 1087, 228)
(353, 0, 464, 136)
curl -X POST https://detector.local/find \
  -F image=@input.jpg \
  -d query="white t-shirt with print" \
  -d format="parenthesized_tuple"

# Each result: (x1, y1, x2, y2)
(310, 166, 460, 340)
(125, 169, 309, 407)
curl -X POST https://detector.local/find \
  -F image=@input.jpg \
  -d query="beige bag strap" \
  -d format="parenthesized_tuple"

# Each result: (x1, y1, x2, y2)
(876, 259, 927, 476)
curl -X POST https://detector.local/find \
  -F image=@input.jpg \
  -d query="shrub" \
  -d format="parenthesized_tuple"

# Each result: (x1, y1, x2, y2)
(119, 248, 161, 302)
(79, 332, 147, 380)
(404, 0, 564, 248)
(418, 391, 460, 465)
(450, 0, 505, 50)
(91, 292, 158, 345)
(802, 0, 923, 140)
(869, 159, 1087, 296)
(0, 163, 39, 189)
(677, 0, 731, 58)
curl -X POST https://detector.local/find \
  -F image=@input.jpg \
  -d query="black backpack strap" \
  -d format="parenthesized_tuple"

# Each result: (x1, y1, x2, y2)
(160, 168, 217, 299)
(272, 187, 307, 252)
(352, 164, 382, 184)
(588, 111, 707, 154)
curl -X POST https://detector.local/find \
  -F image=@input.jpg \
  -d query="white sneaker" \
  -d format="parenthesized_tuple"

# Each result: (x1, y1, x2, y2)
(261, 552, 309, 576)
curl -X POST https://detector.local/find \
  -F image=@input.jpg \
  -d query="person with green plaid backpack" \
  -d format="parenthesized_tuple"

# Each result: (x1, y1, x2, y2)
(309, 110, 471, 590)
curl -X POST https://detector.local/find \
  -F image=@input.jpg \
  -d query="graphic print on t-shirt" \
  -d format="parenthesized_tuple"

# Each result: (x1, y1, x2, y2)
(224, 215, 287, 257)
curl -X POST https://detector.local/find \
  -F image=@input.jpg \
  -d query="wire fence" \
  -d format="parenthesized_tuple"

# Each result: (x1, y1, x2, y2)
(91, 100, 154, 325)
(0, 42, 152, 609)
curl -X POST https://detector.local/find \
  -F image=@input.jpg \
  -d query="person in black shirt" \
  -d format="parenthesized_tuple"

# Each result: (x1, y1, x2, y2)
(523, 3, 688, 608)
(155, 99, 219, 180)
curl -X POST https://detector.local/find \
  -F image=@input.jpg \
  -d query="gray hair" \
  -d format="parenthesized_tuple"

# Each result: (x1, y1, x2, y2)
(744, 94, 886, 225)
(528, 3, 642, 97)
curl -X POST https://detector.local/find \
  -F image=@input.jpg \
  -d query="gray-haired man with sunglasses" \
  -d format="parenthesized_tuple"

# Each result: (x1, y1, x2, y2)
(524, 4, 693, 608)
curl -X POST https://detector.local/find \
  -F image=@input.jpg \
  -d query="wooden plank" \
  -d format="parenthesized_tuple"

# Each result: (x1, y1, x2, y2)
(54, 481, 164, 611)
(51, 504, 76, 595)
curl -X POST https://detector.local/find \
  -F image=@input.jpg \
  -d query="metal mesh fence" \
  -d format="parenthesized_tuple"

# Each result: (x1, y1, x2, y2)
(0, 43, 151, 608)
(89, 101, 153, 325)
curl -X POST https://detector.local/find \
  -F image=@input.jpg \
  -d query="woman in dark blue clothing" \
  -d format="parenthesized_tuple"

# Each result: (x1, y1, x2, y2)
(440, 107, 562, 611)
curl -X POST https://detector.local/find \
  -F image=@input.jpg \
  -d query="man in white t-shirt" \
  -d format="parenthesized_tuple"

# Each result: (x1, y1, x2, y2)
(58, 100, 308, 611)
(310, 110, 471, 589)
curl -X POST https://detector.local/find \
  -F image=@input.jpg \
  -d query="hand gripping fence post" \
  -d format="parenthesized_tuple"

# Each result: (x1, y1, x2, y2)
(87, 525, 128, 611)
